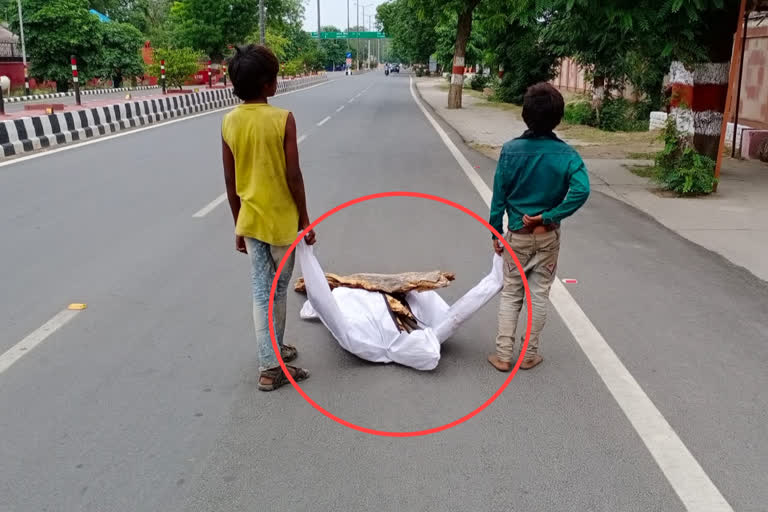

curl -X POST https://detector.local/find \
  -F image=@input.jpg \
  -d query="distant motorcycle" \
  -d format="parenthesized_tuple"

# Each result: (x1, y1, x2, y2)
(385, 68, 389, 76)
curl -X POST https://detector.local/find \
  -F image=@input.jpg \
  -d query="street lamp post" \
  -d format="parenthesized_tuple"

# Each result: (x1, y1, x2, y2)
(317, 0, 321, 38)
(16, 0, 29, 96)
(360, 3, 373, 69)
(346, 0, 351, 75)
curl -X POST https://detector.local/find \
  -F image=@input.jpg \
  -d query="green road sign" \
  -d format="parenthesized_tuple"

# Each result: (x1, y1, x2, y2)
(310, 31, 386, 39)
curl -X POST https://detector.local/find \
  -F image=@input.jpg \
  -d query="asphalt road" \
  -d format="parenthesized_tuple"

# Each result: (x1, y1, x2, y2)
(0, 71, 766, 512)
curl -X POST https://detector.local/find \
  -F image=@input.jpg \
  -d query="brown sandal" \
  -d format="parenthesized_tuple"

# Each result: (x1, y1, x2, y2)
(258, 365, 310, 392)
(281, 344, 298, 363)
(520, 354, 543, 370)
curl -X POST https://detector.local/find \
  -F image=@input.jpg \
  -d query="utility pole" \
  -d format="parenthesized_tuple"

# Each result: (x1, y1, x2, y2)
(259, 0, 265, 43)
(317, 0, 321, 37)
(16, 0, 29, 96)
(356, 1, 360, 71)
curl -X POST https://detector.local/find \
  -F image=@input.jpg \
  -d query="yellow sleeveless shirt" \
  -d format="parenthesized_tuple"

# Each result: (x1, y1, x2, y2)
(222, 103, 299, 246)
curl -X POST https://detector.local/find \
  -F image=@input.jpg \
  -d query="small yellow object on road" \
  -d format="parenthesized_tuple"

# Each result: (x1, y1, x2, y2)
(67, 303, 87, 310)
(125, 93, 131, 99)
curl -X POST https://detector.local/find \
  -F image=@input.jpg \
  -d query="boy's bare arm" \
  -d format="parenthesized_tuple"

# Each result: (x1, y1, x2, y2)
(222, 137, 240, 223)
(222, 136, 246, 253)
(284, 113, 316, 244)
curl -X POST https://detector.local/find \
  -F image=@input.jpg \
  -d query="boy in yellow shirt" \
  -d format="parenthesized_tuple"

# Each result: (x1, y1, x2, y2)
(221, 45, 316, 391)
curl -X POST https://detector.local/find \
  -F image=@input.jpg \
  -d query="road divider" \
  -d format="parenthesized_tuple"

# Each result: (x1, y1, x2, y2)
(3, 85, 160, 104)
(0, 75, 329, 160)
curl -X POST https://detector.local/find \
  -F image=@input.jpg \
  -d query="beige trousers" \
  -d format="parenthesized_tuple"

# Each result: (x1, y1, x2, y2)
(495, 229, 561, 362)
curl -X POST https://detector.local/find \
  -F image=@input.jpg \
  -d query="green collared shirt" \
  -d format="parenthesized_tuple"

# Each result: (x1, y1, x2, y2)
(489, 132, 590, 237)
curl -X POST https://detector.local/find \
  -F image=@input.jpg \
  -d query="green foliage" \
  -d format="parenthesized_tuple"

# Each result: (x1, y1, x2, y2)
(490, 19, 559, 105)
(653, 117, 717, 196)
(11, 0, 103, 90)
(93, 22, 146, 85)
(319, 26, 349, 68)
(468, 73, 489, 91)
(598, 97, 649, 132)
(564, 100, 595, 126)
(261, 29, 290, 62)
(377, 0, 438, 64)
(147, 47, 201, 89)
(564, 97, 649, 132)
(169, 0, 259, 60)
(434, 14, 484, 71)
(282, 59, 302, 76)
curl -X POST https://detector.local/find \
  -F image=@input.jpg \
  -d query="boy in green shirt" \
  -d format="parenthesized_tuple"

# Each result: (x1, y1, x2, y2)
(488, 83, 590, 371)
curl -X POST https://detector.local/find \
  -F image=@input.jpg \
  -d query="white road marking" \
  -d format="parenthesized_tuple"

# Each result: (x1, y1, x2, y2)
(348, 98, 355, 103)
(408, 76, 491, 205)
(298, 134, 307, 144)
(192, 192, 227, 218)
(0, 80, 335, 169)
(336, 105, 345, 112)
(409, 75, 733, 512)
(0, 308, 82, 376)
(317, 116, 331, 127)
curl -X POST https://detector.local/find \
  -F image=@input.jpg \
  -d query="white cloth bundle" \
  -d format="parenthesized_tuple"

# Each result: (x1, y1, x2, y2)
(296, 241, 504, 370)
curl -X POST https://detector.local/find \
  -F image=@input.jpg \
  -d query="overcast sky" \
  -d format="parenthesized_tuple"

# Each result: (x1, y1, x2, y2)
(301, 0, 388, 31)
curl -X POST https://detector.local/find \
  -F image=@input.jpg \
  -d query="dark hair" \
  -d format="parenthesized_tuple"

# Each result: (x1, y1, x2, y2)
(228, 44, 279, 100)
(521, 82, 565, 134)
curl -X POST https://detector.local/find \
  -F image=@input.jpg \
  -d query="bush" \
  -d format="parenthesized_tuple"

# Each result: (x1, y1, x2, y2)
(147, 48, 201, 90)
(653, 118, 717, 196)
(283, 59, 302, 77)
(599, 97, 649, 132)
(468, 74, 490, 91)
(564, 100, 595, 126)
(491, 20, 559, 105)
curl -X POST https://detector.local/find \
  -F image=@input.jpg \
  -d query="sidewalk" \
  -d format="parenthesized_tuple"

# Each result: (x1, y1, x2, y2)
(416, 77, 768, 282)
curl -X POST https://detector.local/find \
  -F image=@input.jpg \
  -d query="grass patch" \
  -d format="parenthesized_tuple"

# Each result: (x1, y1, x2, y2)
(556, 122, 658, 145)
(626, 151, 657, 160)
(627, 164, 656, 178)
(477, 100, 521, 112)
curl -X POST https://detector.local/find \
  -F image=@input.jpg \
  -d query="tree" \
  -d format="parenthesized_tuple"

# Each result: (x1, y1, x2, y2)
(485, 16, 559, 104)
(169, 0, 259, 60)
(377, 0, 438, 65)
(10, 0, 103, 91)
(444, 0, 482, 108)
(532, 0, 739, 157)
(434, 15, 484, 72)
(146, 47, 201, 89)
(88, 0, 152, 32)
(379, 0, 486, 107)
(319, 26, 348, 69)
(93, 22, 146, 86)
(263, 29, 290, 61)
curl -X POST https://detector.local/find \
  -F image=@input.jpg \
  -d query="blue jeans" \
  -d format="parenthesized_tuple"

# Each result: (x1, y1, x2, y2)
(245, 238, 295, 371)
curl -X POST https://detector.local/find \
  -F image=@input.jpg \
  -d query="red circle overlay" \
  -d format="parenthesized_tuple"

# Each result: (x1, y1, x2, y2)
(268, 191, 532, 437)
